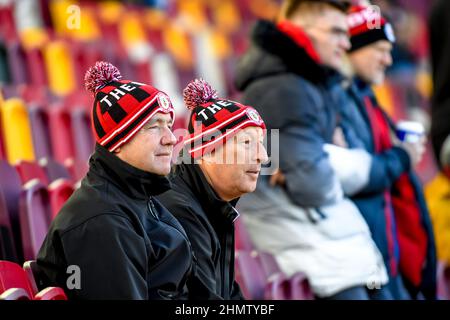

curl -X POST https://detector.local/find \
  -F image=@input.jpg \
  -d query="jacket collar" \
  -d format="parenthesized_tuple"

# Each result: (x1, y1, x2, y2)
(175, 163, 239, 223)
(89, 144, 172, 200)
(251, 19, 342, 84)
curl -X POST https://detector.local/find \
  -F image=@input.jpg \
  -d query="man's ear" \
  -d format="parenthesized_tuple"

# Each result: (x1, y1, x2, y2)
(114, 147, 121, 154)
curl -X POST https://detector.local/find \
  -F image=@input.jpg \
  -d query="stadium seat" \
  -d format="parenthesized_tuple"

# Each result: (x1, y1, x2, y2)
(48, 178, 74, 219)
(47, 104, 75, 164)
(0, 41, 10, 84)
(70, 107, 95, 162)
(25, 48, 47, 87)
(0, 260, 35, 298)
(23, 260, 39, 295)
(0, 98, 35, 164)
(437, 261, 450, 300)
(0, 287, 31, 300)
(28, 105, 52, 161)
(43, 40, 76, 96)
(234, 218, 254, 251)
(235, 250, 267, 300)
(65, 159, 89, 183)
(0, 188, 18, 262)
(0, 160, 24, 262)
(19, 179, 51, 261)
(289, 272, 314, 300)
(258, 251, 282, 278)
(0, 260, 68, 300)
(6, 42, 29, 85)
(15, 160, 49, 185)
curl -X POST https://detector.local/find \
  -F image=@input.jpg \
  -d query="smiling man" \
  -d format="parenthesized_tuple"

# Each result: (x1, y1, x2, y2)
(37, 62, 193, 300)
(156, 79, 268, 300)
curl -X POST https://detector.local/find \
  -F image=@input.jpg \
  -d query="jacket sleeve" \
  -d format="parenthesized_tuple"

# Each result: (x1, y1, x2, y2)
(244, 77, 344, 207)
(60, 213, 149, 300)
(324, 144, 372, 196)
(358, 146, 411, 195)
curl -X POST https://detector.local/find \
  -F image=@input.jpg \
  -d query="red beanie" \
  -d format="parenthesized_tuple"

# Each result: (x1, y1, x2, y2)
(182, 79, 266, 159)
(85, 61, 174, 152)
(348, 5, 396, 52)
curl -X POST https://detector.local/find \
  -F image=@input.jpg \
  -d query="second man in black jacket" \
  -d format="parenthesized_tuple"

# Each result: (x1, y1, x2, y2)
(157, 79, 268, 299)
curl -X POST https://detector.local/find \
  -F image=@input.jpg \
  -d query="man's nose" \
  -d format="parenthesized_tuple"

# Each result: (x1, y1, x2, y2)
(341, 35, 351, 51)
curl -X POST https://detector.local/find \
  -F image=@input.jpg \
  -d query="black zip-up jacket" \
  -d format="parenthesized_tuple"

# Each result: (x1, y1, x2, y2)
(156, 163, 243, 300)
(37, 144, 193, 300)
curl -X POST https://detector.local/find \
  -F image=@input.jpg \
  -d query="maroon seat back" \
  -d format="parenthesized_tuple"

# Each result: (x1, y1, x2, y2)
(28, 106, 52, 160)
(48, 178, 74, 219)
(235, 218, 254, 251)
(0, 160, 24, 261)
(70, 108, 94, 161)
(0, 260, 34, 297)
(235, 250, 266, 300)
(15, 160, 49, 185)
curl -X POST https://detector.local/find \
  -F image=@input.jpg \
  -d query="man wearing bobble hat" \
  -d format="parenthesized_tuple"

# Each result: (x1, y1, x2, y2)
(37, 62, 193, 300)
(338, 5, 437, 299)
(157, 79, 269, 300)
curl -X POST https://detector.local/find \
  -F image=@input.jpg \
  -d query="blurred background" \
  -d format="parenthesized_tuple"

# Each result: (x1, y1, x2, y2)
(0, 0, 449, 300)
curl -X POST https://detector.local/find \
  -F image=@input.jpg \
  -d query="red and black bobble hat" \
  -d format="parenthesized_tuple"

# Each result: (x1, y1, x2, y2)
(85, 61, 175, 152)
(347, 5, 396, 52)
(182, 79, 266, 159)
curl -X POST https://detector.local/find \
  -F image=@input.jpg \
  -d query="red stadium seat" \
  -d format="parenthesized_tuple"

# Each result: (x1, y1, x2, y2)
(25, 48, 47, 87)
(234, 218, 255, 251)
(39, 158, 72, 183)
(437, 261, 450, 300)
(0, 287, 31, 300)
(65, 159, 89, 183)
(264, 273, 291, 300)
(289, 272, 314, 300)
(0, 260, 35, 298)
(70, 107, 95, 162)
(19, 179, 51, 261)
(235, 250, 267, 300)
(34, 286, 67, 300)
(48, 178, 74, 219)
(15, 160, 49, 185)
(28, 105, 52, 161)
(47, 104, 75, 164)
(0, 260, 68, 300)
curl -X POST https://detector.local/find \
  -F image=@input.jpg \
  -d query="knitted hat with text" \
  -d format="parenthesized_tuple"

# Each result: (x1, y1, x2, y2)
(183, 79, 266, 159)
(85, 61, 174, 152)
(348, 5, 396, 52)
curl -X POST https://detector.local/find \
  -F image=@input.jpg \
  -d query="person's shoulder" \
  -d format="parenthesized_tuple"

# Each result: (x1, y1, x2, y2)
(157, 187, 204, 219)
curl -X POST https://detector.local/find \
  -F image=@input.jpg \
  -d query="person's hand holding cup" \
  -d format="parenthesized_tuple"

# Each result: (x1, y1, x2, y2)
(395, 120, 426, 167)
